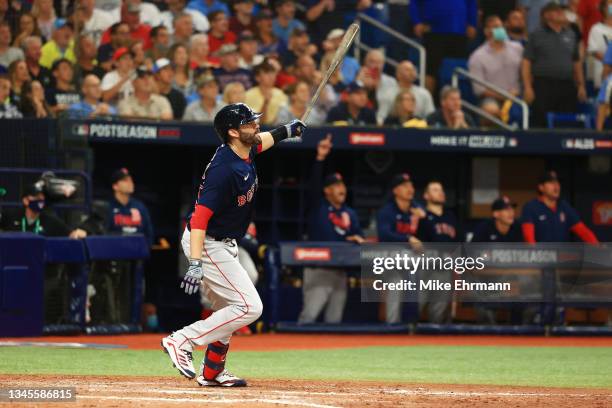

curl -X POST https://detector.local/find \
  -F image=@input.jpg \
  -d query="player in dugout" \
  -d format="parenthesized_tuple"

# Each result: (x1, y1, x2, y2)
(297, 134, 365, 324)
(376, 172, 426, 323)
(472, 196, 522, 243)
(521, 171, 598, 243)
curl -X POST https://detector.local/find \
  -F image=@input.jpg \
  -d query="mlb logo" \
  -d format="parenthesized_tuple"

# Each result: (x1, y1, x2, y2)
(73, 124, 89, 136)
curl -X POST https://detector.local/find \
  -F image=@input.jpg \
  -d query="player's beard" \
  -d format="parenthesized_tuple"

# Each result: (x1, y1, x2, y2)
(238, 129, 262, 147)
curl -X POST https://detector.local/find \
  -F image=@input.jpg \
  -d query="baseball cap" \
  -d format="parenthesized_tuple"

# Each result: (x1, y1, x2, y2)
(290, 27, 307, 37)
(196, 73, 217, 88)
(22, 183, 44, 198)
(153, 58, 172, 73)
(541, 1, 563, 14)
(327, 28, 345, 41)
(256, 8, 274, 21)
(491, 196, 516, 211)
(111, 168, 131, 184)
(346, 81, 366, 93)
(217, 43, 238, 56)
(127, 1, 141, 13)
(238, 30, 256, 43)
(323, 172, 344, 187)
(54, 18, 73, 31)
(390, 173, 412, 189)
(539, 170, 559, 184)
(112, 47, 131, 61)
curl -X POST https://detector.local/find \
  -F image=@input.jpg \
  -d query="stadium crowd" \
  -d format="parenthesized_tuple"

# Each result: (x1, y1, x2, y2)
(0, 0, 610, 129)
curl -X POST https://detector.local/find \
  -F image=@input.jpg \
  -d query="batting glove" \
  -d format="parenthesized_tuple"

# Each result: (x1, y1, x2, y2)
(181, 259, 204, 295)
(285, 119, 306, 138)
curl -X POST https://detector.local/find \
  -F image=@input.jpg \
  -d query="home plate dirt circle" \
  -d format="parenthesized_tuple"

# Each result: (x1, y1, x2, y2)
(1, 375, 610, 407)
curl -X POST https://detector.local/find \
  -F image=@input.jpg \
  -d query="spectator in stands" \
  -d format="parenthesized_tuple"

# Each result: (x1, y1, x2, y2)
(168, 43, 193, 95)
(190, 33, 220, 71)
(31, 0, 57, 40)
(357, 49, 398, 125)
(282, 28, 316, 70)
(245, 61, 288, 125)
(0, 184, 86, 238)
(521, 170, 598, 243)
(222, 80, 246, 103)
(187, 0, 230, 17)
(12, 13, 42, 49)
(520, 0, 555, 33)
(472, 196, 522, 242)
(106, 168, 154, 246)
(319, 53, 346, 94)
(73, 35, 106, 89)
(68, 74, 117, 118)
(161, 0, 209, 35)
(276, 80, 326, 125)
(273, 0, 305, 44)
(416, 180, 458, 324)
(597, 70, 612, 129)
(207, 10, 237, 54)
(578, 0, 603, 45)
(237, 31, 263, 70)
(505, 9, 529, 44)
(410, 0, 478, 94)
(172, 12, 194, 46)
(146, 25, 171, 63)
(229, 0, 256, 36)
(8, 60, 31, 107)
(298, 135, 364, 324)
(427, 86, 476, 129)
(327, 81, 377, 125)
(46, 59, 80, 116)
(522, 2, 586, 127)
(213, 43, 253, 92)
(23, 36, 52, 88)
(479, 98, 504, 127)
(305, 0, 371, 46)
(0, 21, 24, 68)
(19, 79, 51, 118)
(322, 28, 359, 85)
(377, 173, 425, 323)
(587, 0, 612, 89)
(100, 2, 152, 51)
(98, 22, 131, 71)
(0, 73, 22, 118)
(75, 0, 114, 46)
(255, 8, 285, 57)
(118, 65, 173, 119)
(40, 19, 76, 69)
(101, 47, 135, 106)
(394, 61, 435, 119)
(384, 90, 428, 128)
(153, 57, 186, 119)
(130, 41, 147, 69)
(468, 15, 523, 101)
(183, 73, 223, 121)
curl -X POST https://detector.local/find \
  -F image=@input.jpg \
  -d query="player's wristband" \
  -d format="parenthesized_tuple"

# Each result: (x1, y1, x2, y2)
(270, 125, 289, 144)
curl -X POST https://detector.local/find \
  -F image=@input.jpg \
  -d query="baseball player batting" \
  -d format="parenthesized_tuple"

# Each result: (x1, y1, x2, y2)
(162, 103, 306, 387)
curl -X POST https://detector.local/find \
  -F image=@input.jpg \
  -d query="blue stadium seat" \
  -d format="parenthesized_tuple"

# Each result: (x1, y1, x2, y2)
(546, 113, 593, 129)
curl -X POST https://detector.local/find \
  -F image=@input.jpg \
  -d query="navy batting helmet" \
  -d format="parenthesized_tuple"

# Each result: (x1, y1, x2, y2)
(213, 103, 262, 143)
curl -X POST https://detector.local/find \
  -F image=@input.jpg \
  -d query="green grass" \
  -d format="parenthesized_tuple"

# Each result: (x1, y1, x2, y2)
(0, 346, 610, 389)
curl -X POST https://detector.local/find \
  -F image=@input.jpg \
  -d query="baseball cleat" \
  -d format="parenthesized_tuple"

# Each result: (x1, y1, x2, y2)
(196, 370, 247, 387)
(161, 334, 196, 379)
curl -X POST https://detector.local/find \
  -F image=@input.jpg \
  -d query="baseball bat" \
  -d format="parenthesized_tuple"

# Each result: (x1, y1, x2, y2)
(301, 23, 360, 124)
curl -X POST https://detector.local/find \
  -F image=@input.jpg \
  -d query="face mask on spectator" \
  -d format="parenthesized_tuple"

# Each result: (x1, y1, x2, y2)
(565, 10, 577, 23)
(28, 199, 45, 212)
(492, 27, 508, 42)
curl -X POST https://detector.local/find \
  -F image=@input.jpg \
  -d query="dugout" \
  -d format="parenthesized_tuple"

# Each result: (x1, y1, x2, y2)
(1, 118, 611, 332)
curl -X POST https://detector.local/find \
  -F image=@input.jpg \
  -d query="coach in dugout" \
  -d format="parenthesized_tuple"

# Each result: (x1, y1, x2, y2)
(106, 168, 154, 246)
(297, 135, 365, 324)
(416, 180, 460, 324)
(521, 171, 598, 243)
(376, 172, 426, 323)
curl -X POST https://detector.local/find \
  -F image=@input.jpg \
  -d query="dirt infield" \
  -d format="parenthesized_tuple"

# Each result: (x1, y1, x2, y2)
(1, 374, 610, 407)
(6, 333, 612, 350)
